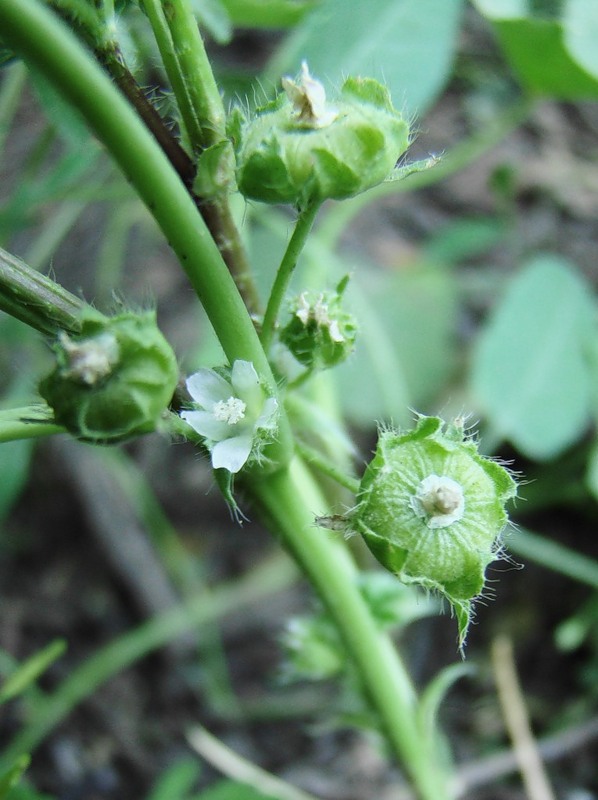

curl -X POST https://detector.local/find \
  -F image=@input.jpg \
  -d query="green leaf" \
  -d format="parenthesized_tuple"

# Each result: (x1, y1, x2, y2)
(147, 758, 201, 800)
(562, 0, 598, 80)
(473, 0, 598, 97)
(218, 0, 319, 28)
(418, 663, 473, 738)
(266, 0, 464, 116)
(197, 781, 277, 800)
(334, 263, 458, 426)
(0, 640, 66, 705)
(470, 255, 595, 460)
(191, 0, 232, 45)
(0, 756, 29, 798)
(0, 438, 34, 522)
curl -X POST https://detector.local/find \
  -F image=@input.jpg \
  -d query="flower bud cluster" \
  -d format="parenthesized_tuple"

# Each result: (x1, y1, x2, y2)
(40, 309, 178, 443)
(280, 281, 357, 370)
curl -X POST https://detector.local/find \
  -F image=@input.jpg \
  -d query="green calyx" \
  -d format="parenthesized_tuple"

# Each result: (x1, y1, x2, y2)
(232, 63, 410, 208)
(347, 416, 517, 648)
(39, 309, 179, 444)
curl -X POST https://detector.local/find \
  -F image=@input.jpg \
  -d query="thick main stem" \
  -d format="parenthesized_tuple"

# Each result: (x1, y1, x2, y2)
(252, 458, 454, 800)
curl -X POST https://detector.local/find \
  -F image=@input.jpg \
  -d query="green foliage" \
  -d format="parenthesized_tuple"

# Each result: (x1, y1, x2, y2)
(0, 640, 66, 705)
(473, 0, 598, 97)
(334, 262, 458, 425)
(147, 758, 202, 800)
(0, 756, 30, 800)
(196, 781, 277, 800)
(470, 255, 596, 459)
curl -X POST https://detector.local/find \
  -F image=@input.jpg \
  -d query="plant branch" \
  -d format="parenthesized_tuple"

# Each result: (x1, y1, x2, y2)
(162, 0, 226, 151)
(252, 458, 454, 800)
(0, 247, 85, 336)
(140, 0, 261, 313)
(261, 202, 321, 352)
(0, 406, 65, 443)
(295, 438, 360, 494)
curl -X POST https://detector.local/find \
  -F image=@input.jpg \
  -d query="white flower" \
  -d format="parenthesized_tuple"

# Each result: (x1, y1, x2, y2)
(180, 360, 278, 474)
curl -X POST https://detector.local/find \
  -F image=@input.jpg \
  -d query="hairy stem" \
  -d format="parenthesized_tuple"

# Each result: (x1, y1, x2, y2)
(140, 0, 261, 313)
(0, 247, 85, 336)
(162, 0, 226, 151)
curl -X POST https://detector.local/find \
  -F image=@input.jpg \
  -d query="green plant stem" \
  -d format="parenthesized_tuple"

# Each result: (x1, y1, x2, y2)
(142, 0, 261, 311)
(251, 458, 454, 800)
(317, 96, 534, 250)
(140, 0, 203, 151)
(0, 247, 85, 336)
(0, 406, 65, 443)
(261, 202, 321, 352)
(187, 725, 320, 800)
(295, 439, 359, 494)
(0, 0, 293, 467)
(0, 62, 27, 159)
(162, 0, 226, 151)
(508, 526, 598, 590)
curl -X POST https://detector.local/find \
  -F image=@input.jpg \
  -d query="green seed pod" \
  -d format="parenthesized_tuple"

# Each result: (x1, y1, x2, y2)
(232, 63, 410, 208)
(39, 309, 178, 443)
(280, 278, 357, 369)
(346, 416, 517, 647)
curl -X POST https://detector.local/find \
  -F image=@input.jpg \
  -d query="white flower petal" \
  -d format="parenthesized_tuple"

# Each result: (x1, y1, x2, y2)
(180, 409, 231, 441)
(255, 397, 278, 431)
(211, 434, 253, 473)
(186, 369, 231, 407)
(230, 360, 262, 408)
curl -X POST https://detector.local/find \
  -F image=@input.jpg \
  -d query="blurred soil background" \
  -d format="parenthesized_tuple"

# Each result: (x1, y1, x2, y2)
(2, 6, 598, 800)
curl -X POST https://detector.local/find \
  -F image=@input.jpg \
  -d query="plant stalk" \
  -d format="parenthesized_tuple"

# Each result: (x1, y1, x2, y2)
(162, 0, 226, 151)
(251, 458, 454, 800)
(0, 247, 85, 336)
(261, 202, 321, 352)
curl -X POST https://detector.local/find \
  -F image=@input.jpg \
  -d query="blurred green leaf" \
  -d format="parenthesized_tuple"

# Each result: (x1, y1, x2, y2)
(423, 216, 506, 264)
(334, 263, 458, 426)
(192, 0, 232, 44)
(418, 662, 473, 739)
(0, 640, 66, 705)
(470, 255, 596, 460)
(266, 0, 464, 116)
(0, 438, 34, 523)
(563, 0, 598, 80)
(0, 756, 29, 799)
(147, 758, 202, 800)
(473, 0, 598, 97)
(197, 781, 277, 800)
(219, 0, 319, 28)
